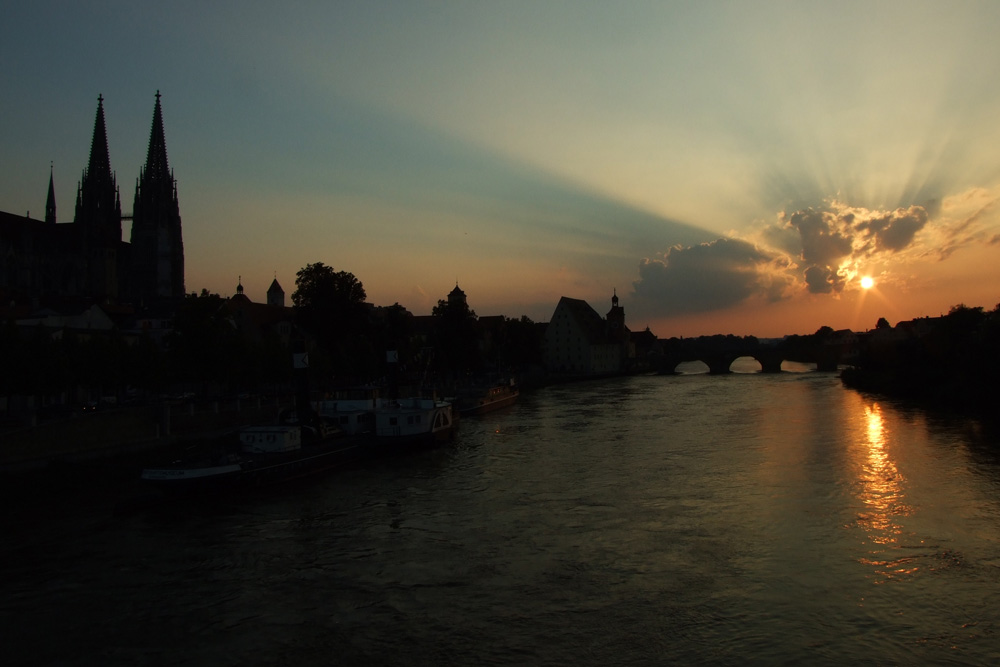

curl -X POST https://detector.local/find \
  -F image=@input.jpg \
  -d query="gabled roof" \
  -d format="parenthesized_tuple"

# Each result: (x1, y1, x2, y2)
(553, 296, 608, 344)
(224, 296, 292, 331)
(630, 327, 657, 346)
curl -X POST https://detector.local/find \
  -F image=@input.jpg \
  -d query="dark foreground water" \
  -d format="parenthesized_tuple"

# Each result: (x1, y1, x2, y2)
(4, 367, 1000, 665)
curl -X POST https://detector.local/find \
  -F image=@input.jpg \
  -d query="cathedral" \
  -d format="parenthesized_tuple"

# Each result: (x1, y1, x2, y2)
(0, 92, 185, 312)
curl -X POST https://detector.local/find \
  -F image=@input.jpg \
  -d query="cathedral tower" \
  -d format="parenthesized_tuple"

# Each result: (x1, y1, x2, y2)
(130, 91, 185, 307)
(45, 164, 56, 224)
(74, 95, 123, 301)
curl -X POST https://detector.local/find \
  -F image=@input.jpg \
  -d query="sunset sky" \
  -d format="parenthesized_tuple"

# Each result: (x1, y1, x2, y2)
(3, 1, 1000, 338)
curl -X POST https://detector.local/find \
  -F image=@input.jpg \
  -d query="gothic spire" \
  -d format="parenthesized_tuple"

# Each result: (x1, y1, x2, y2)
(144, 90, 171, 184)
(130, 90, 185, 306)
(87, 94, 112, 181)
(75, 94, 119, 235)
(45, 163, 56, 224)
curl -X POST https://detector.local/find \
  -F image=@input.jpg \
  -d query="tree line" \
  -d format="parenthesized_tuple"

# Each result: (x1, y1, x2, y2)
(841, 303, 1000, 413)
(291, 262, 544, 394)
(1, 261, 546, 410)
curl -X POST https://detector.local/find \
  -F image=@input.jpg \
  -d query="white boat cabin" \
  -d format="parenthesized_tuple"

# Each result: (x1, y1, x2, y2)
(240, 425, 301, 453)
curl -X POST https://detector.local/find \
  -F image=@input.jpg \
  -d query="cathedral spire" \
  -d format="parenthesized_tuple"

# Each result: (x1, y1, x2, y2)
(130, 90, 185, 306)
(45, 162, 56, 224)
(75, 94, 122, 302)
(144, 90, 171, 184)
(87, 94, 113, 182)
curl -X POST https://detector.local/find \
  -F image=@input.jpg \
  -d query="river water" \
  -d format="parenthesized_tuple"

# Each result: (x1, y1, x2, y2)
(4, 365, 1000, 665)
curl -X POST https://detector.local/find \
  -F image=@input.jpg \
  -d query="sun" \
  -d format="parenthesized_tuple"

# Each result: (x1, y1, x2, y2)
(860, 276, 875, 290)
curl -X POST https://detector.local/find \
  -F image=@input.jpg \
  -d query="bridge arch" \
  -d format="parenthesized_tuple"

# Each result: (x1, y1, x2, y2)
(657, 350, 788, 374)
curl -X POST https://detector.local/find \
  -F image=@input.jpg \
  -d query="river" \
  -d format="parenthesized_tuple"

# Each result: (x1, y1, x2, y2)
(3, 365, 1000, 665)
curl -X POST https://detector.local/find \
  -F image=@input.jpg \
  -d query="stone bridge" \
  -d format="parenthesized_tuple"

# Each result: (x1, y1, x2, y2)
(655, 340, 843, 375)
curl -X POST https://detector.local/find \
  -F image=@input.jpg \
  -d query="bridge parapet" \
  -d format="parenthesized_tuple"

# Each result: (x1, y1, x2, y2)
(655, 333, 845, 374)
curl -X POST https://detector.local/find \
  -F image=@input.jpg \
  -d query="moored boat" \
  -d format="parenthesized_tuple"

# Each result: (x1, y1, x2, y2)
(142, 337, 370, 494)
(374, 397, 455, 445)
(139, 419, 371, 493)
(315, 397, 376, 436)
(139, 448, 244, 491)
(453, 379, 519, 417)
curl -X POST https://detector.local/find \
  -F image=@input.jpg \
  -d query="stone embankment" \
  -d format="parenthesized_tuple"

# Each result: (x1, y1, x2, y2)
(0, 397, 294, 473)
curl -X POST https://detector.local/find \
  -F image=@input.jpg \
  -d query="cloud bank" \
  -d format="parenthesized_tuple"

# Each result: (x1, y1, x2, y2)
(779, 203, 930, 294)
(631, 192, 999, 319)
(632, 238, 792, 315)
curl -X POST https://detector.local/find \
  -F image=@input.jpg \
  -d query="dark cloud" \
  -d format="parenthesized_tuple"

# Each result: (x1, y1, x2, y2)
(781, 207, 852, 294)
(632, 199, 942, 316)
(856, 206, 928, 252)
(803, 265, 842, 294)
(787, 208, 853, 266)
(631, 238, 789, 315)
(774, 201, 930, 294)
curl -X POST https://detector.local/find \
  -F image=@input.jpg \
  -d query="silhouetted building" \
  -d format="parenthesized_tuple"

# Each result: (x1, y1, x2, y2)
(544, 293, 634, 375)
(267, 278, 285, 307)
(0, 93, 184, 311)
(129, 91, 185, 308)
(447, 283, 467, 309)
(75, 94, 125, 303)
(226, 276, 294, 345)
(630, 326, 660, 370)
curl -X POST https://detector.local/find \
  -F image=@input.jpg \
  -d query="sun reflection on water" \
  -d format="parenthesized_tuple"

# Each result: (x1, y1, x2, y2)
(854, 402, 916, 580)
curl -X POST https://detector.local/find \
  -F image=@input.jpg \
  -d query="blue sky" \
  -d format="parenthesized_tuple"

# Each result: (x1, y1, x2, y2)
(3, 1, 1000, 336)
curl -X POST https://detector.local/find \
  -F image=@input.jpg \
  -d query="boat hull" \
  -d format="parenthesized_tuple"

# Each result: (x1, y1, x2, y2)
(374, 398, 455, 446)
(140, 435, 374, 494)
(455, 384, 519, 417)
(140, 462, 244, 493)
(458, 392, 518, 416)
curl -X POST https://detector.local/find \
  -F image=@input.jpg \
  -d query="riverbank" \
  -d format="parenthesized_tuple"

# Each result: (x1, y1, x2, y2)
(0, 397, 294, 473)
(840, 366, 998, 420)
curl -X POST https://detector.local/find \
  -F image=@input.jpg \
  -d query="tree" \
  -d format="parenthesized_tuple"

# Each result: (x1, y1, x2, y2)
(814, 325, 834, 339)
(504, 315, 545, 368)
(945, 303, 985, 330)
(167, 290, 243, 393)
(371, 303, 415, 362)
(292, 262, 366, 313)
(876, 317, 891, 329)
(292, 262, 371, 381)
(431, 295, 480, 378)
